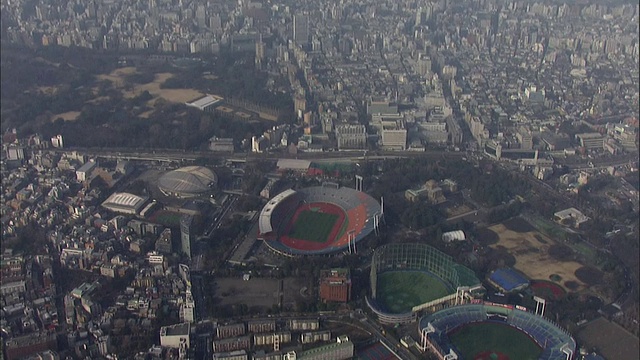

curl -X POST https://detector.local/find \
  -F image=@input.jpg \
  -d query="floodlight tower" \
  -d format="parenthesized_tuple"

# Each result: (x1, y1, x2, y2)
(380, 196, 386, 224)
(348, 230, 357, 254)
(534, 296, 547, 317)
(420, 322, 436, 351)
(373, 214, 378, 236)
(355, 175, 363, 192)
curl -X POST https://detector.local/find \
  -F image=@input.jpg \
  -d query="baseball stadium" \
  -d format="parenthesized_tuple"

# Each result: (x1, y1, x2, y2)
(366, 243, 483, 324)
(419, 302, 576, 360)
(257, 184, 381, 256)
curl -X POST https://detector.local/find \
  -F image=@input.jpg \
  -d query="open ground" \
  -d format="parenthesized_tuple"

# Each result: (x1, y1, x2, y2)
(96, 67, 204, 109)
(213, 277, 308, 311)
(483, 218, 589, 292)
(49, 110, 81, 122)
(87, 66, 279, 121)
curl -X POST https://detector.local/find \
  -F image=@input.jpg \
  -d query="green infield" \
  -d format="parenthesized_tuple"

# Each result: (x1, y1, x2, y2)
(450, 322, 542, 360)
(151, 211, 182, 227)
(377, 271, 451, 314)
(288, 210, 339, 243)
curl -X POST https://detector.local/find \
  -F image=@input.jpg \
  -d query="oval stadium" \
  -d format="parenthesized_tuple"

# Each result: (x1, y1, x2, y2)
(366, 243, 482, 324)
(419, 303, 576, 360)
(158, 166, 217, 198)
(257, 184, 381, 256)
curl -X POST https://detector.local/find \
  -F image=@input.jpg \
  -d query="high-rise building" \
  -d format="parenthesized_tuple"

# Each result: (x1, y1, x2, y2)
(51, 134, 64, 148)
(209, 14, 222, 31)
(335, 124, 367, 150)
(195, 5, 206, 28)
(180, 215, 194, 259)
(517, 127, 533, 150)
(255, 35, 266, 68)
(6, 146, 24, 161)
(381, 127, 408, 150)
(293, 14, 309, 46)
(180, 292, 195, 323)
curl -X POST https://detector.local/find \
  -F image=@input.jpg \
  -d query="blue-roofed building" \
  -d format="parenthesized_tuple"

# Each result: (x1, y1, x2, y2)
(488, 268, 529, 293)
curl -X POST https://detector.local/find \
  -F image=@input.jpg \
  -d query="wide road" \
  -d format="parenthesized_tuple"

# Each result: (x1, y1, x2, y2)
(51, 146, 466, 163)
(53, 146, 636, 171)
(559, 152, 639, 170)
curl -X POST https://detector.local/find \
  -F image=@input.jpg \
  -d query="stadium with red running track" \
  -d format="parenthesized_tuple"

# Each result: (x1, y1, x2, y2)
(257, 185, 381, 256)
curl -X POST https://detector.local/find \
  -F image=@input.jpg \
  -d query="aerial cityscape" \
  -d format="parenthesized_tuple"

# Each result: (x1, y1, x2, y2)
(0, 0, 638, 359)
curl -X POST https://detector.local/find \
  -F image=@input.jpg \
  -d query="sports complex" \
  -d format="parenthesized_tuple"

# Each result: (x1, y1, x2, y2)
(366, 243, 483, 324)
(419, 302, 576, 360)
(257, 185, 381, 256)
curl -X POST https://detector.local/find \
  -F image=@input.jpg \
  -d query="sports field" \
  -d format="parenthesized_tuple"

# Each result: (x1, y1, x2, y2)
(148, 210, 181, 227)
(287, 209, 339, 243)
(377, 271, 451, 314)
(449, 322, 542, 360)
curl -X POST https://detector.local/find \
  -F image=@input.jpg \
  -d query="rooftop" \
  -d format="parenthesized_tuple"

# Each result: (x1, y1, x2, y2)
(161, 322, 190, 336)
(185, 95, 224, 110)
(101, 192, 149, 213)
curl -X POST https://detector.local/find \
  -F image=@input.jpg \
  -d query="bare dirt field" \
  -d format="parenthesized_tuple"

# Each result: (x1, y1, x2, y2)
(96, 66, 137, 82)
(486, 219, 588, 292)
(50, 111, 81, 122)
(445, 204, 473, 217)
(96, 68, 204, 105)
(87, 96, 110, 104)
(575, 317, 639, 360)
(138, 110, 154, 118)
(36, 86, 59, 95)
(215, 277, 280, 308)
(213, 277, 308, 311)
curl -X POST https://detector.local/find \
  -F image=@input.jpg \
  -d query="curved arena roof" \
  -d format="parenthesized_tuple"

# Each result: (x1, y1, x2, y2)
(442, 230, 466, 242)
(158, 166, 217, 198)
(259, 189, 298, 233)
(101, 192, 149, 214)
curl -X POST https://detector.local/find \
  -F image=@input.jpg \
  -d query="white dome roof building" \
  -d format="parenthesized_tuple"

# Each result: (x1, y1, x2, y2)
(442, 230, 466, 243)
(158, 166, 217, 198)
(101, 192, 149, 215)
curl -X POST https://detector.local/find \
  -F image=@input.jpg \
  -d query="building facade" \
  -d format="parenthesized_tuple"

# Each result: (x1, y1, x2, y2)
(180, 215, 194, 259)
(335, 124, 367, 150)
(319, 268, 351, 303)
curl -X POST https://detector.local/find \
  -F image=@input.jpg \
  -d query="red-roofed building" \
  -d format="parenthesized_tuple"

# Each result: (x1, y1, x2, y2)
(319, 268, 351, 303)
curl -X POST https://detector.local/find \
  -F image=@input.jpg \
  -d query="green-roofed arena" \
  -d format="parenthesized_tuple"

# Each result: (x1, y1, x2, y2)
(366, 243, 483, 324)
